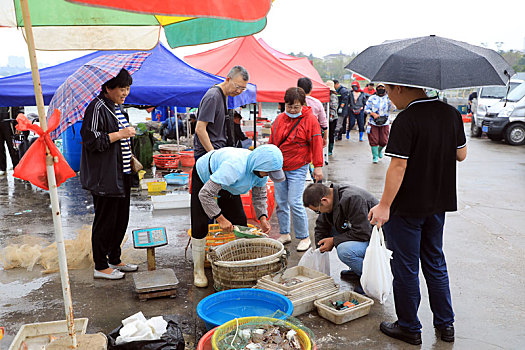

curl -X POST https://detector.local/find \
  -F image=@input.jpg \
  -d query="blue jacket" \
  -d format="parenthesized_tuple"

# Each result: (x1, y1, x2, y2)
(196, 144, 283, 195)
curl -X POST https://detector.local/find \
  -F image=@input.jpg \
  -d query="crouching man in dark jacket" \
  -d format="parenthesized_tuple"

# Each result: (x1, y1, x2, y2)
(303, 183, 378, 280)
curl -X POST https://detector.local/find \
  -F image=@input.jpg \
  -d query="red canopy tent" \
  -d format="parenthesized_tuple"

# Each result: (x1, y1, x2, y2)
(185, 36, 329, 102)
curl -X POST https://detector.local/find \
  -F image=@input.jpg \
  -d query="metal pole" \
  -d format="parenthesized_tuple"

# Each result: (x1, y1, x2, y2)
(19, 0, 77, 347)
(174, 108, 180, 149)
(253, 103, 257, 148)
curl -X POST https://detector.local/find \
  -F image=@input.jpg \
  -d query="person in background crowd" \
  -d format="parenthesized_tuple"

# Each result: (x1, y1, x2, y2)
(233, 110, 252, 149)
(467, 90, 478, 115)
(304, 183, 378, 292)
(270, 87, 324, 252)
(348, 81, 368, 142)
(334, 80, 349, 141)
(80, 68, 138, 280)
(326, 80, 338, 156)
(369, 83, 467, 345)
(0, 106, 23, 175)
(363, 83, 376, 95)
(191, 145, 284, 287)
(297, 77, 328, 146)
(364, 83, 394, 163)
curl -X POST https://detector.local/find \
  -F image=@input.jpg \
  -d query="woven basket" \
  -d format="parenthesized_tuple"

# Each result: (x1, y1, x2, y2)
(208, 238, 287, 291)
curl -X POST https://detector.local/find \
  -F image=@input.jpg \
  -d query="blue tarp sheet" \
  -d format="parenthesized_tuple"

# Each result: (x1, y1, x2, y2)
(0, 44, 256, 109)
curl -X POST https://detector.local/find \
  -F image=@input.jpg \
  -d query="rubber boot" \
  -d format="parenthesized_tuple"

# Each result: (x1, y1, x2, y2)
(378, 146, 384, 159)
(192, 238, 208, 288)
(328, 143, 334, 156)
(359, 132, 364, 142)
(346, 130, 350, 139)
(371, 146, 379, 163)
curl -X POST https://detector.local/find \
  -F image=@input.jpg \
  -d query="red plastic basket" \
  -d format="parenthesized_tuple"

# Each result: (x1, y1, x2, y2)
(197, 327, 216, 350)
(153, 154, 180, 169)
(178, 150, 195, 167)
(241, 180, 275, 220)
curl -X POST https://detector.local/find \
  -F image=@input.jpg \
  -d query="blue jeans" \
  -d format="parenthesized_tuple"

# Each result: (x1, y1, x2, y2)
(274, 164, 309, 239)
(383, 213, 454, 333)
(336, 240, 369, 275)
(348, 110, 365, 133)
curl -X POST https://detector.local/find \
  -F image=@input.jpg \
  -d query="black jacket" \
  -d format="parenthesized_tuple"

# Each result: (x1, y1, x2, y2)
(336, 85, 349, 117)
(314, 184, 379, 247)
(0, 107, 24, 121)
(80, 93, 138, 197)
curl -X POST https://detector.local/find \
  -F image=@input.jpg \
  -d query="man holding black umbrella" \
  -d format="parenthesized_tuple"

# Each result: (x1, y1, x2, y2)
(369, 84, 467, 345)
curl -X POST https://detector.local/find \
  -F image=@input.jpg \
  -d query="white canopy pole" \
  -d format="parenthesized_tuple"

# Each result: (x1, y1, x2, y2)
(20, 0, 77, 347)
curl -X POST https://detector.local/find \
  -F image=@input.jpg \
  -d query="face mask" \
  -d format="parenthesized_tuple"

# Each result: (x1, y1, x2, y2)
(285, 111, 302, 119)
(352, 86, 359, 91)
(376, 88, 386, 96)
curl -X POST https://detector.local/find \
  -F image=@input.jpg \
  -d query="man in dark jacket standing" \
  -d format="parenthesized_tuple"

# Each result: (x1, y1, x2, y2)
(0, 106, 23, 175)
(333, 80, 349, 141)
(303, 183, 378, 279)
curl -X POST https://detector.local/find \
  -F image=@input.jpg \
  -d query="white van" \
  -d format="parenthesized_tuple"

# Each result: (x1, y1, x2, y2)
(471, 73, 525, 137)
(481, 82, 525, 145)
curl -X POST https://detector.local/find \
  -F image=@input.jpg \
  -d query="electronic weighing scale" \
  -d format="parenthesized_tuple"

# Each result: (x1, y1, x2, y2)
(131, 227, 179, 301)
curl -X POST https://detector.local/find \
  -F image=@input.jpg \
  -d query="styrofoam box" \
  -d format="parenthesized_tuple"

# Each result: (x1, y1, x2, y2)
(9, 318, 89, 350)
(260, 266, 331, 293)
(314, 290, 374, 324)
(151, 193, 190, 209)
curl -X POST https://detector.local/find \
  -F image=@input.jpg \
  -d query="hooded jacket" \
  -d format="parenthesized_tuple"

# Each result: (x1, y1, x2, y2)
(80, 92, 138, 197)
(336, 85, 349, 117)
(314, 184, 379, 247)
(196, 144, 283, 195)
(269, 105, 323, 171)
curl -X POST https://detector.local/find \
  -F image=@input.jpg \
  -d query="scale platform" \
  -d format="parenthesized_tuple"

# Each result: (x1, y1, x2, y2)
(132, 268, 179, 301)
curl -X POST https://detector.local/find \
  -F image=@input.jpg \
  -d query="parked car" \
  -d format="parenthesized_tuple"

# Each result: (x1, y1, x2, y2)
(472, 73, 525, 137)
(482, 82, 525, 145)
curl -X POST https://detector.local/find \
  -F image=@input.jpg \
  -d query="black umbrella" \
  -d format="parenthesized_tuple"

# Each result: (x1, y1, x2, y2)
(346, 35, 514, 90)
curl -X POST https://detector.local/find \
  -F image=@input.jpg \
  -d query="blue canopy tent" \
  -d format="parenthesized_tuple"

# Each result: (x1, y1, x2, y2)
(0, 43, 256, 109)
(0, 44, 256, 171)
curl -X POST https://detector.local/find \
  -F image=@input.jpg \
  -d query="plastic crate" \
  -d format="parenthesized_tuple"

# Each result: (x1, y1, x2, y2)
(164, 172, 189, 185)
(260, 266, 331, 293)
(178, 150, 195, 167)
(147, 180, 167, 193)
(241, 180, 275, 220)
(314, 290, 374, 324)
(153, 154, 180, 169)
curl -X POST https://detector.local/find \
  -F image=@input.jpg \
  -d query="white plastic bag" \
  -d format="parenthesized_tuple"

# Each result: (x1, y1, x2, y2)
(360, 226, 393, 304)
(298, 247, 330, 276)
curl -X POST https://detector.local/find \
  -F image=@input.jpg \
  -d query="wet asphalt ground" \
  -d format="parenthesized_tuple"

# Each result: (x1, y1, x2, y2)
(1, 125, 524, 349)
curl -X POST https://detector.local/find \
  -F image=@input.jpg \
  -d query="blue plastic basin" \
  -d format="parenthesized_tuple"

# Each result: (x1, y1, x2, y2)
(197, 288, 293, 330)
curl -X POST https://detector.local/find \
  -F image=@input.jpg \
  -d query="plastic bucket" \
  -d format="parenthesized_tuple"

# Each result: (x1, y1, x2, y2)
(62, 121, 82, 172)
(197, 327, 216, 350)
(197, 288, 293, 330)
(179, 150, 195, 167)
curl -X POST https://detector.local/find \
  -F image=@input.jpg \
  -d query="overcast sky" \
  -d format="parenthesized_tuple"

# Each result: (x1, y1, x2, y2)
(1, 0, 524, 67)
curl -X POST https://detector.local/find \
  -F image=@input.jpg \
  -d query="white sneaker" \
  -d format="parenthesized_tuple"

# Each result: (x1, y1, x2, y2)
(94, 269, 125, 280)
(297, 238, 311, 252)
(277, 234, 292, 245)
(109, 263, 138, 272)
(0, 170, 5, 176)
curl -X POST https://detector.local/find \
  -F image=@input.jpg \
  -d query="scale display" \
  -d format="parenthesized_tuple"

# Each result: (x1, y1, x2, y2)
(132, 227, 168, 249)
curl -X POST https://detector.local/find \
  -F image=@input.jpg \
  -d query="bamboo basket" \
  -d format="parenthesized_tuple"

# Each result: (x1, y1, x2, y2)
(208, 238, 287, 291)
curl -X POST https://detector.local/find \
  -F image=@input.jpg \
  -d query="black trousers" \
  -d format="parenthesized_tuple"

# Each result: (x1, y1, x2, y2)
(0, 121, 19, 171)
(190, 165, 247, 239)
(328, 119, 337, 146)
(91, 174, 132, 270)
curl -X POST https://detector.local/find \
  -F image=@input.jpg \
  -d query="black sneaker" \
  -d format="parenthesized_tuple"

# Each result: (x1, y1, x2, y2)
(435, 325, 454, 342)
(380, 321, 422, 345)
